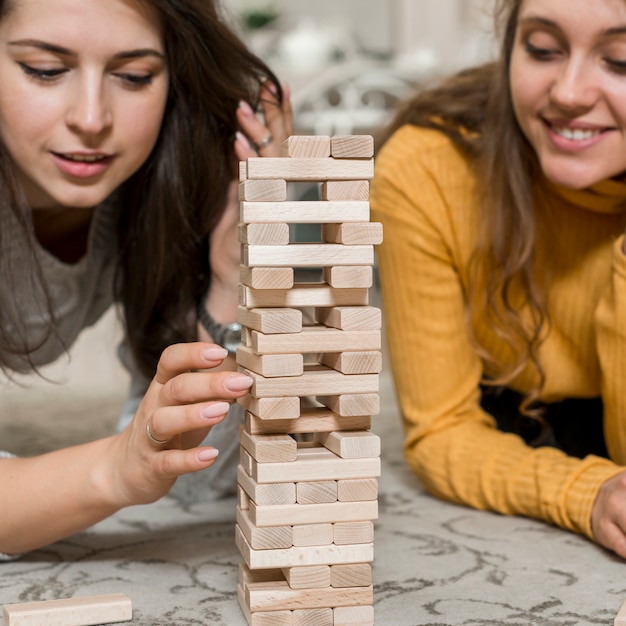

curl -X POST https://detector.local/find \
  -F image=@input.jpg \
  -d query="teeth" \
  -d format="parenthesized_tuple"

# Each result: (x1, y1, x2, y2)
(553, 126, 602, 141)
(65, 154, 105, 162)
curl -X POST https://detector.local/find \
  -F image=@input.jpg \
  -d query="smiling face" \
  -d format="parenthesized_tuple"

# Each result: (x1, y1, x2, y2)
(0, 0, 169, 210)
(510, 0, 626, 189)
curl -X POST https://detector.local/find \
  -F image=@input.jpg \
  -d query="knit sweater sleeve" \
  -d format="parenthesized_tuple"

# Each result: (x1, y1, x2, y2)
(371, 125, 622, 539)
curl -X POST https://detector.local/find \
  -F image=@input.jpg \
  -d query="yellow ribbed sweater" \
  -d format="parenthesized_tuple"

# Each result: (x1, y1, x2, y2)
(371, 124, 626, 540)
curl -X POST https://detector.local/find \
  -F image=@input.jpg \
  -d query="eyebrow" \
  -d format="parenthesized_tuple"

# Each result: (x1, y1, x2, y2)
(8, 39, 165, 60)
(519, 15, 626, 37)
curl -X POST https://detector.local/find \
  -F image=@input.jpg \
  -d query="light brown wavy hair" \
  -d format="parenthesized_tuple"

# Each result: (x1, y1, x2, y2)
(380, 0, 548, 412)
(0, 0, 282, 379)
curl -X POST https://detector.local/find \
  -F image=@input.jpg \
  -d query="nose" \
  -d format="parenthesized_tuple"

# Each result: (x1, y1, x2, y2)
(65, 77, 112, 136)
(549, 58, 600, 114)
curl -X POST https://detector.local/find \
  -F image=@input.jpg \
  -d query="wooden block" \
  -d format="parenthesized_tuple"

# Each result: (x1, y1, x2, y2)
(296, 481, 337, 504)
(282, 565, 331, 589)
(320, 351, 382, 375)
(240, 429, 297, 463)
(237, 585, 293, 626)
(239, 223, 290, 245)
(333, 605, 374, 625)
(241, 283, 369, 308)
(239, 563, 285, 587)
(331, 564, 372, 588)
(241, 201, 370, 224)
(251, 326, 380, 355)
(333, 521, 374, 545)
(239, 160, 248, 182)
(330, 135, 374, 159)
(237, 465, 296, 505)
(321, 180, 369, 201)
(237, 344, 303, 378)
(236, 526, 373, 569)
(315, 306, 381, 331)
(243, 365, 379, 398)
(239, 179, 287, 201)
(282, 136, 330, 158)
(615, 598, 626, 625)
(2, 594, 132, 626)
(240, 266, 294, 290)
(249, 499, 378, 527)
(245, 157, 373, 181)
(250, 445, 381, 484)
(239, 484, 250, 510)
(292, 523, 333, 547)
(314, 431, 381, 459)
(246, 408, 372, 435)
(237, 507, 293, 550)
(292, 608, 333, 626)
(316, 393, 380, 417)
(323, 266, 372, 288)
(321, 223, 383, 245)
(245, 579, 373, 612)
(337, 478, 378, 502)
(238, 395, 301, 420)
(240, 447, 254, 476)
(238, 306, 302, 334)
(243, 244, 373, 268)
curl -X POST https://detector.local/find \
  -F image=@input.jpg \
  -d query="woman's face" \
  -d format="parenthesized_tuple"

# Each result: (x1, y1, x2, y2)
(0, 0, 168, 210)
(510, 0, 626, 189)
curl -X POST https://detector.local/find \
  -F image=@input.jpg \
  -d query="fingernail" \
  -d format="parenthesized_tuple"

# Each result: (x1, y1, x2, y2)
(235, 130, 251, 151)
(238, 100, 254, 117)
(197, 448, 219, 462)
(225, 374, 254, 392)
(201, 402, 230, 420)
(264, 80, 278, 95)
(202, 347, 228, 361)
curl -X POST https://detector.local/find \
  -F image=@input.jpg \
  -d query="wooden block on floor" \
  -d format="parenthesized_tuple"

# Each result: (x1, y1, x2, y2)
(237, 344, 304, 378)
(330, 135, 374, 159)
(282, 565, 331, 589)
(236, 525, 373, 569)
(251, 326, 380, 355)
(250, 445, 381, 484)
(237, 507, 293, 550)
(333, 605, 374, 625)
(337, 478, 378, 502)
(246, 408, 372, 435)
(240, 429, 297, 463)
(240, 266, 294, 290)
(330, 564, 372, 588)
(322, 266, 372, 288)
(241, 201, 370, 224)
(282, 136, 330, 158)
(320, 351, 382, 375)
(243, 243, 374, 268)
(316, 393, 380, 417)
(245, 157, 374, 181)
(239, 223, 290, 245)
(249, 498, 377, 527)
(241, 283, 369, 308)
(239, 179, 287, 202)
(315, 306, 381, 331)
(321, 223, 383, 245)
(292, 607, 333, 626)
(321, 180, 369, 201)
(333, 521, 374, 545)
(237, 585, 293, 626)
(2, 594, 132, 626)
(292, 523, 333, 547)
(237, 465, 296, 505)
(238, 306, 302, 334)
(238, 395, 301, 420)
(296, 480, 338, 504)
(315, 431, 381, 459)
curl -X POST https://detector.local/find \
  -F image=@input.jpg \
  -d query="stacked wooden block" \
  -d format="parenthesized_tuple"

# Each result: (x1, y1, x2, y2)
(235, 135, 382, 626)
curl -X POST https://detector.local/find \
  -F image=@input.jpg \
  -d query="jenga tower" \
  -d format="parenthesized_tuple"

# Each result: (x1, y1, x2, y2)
(235, 135, 382, 626)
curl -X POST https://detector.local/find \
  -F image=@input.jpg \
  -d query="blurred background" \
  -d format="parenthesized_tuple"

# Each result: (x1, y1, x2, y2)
(1, 0, 498, 401)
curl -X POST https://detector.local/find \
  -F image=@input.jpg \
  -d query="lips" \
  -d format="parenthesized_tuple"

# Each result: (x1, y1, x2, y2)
(51, 151, 113, 178)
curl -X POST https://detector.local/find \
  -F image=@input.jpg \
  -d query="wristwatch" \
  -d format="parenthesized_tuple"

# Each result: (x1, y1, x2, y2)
(197, 303, 242, 354)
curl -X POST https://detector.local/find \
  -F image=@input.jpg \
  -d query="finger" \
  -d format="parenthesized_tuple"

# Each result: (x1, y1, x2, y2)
(160, 370, 253, 406)
(150, 400, 230, 443)
(156, 446, 221, 479)
(237, 100, 276, 155)
(154, 343, 228, 385)
(598, 520, 626, 559)
(234, 130, 257, 161)
(260, 82, 293, 139)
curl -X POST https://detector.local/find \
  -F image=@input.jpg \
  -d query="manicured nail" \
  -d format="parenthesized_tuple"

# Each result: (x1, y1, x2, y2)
(238, 100, 254, 117)
(225, 374, 254, 392)
(202, 347, 228, 361)
(197, 448, 219, 462)
(235, 130, 251, 151)
(201, 402, 230, 420)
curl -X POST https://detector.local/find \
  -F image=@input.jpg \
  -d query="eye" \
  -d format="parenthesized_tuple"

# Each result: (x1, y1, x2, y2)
(113, 72, 153, 88)
(18, 62, 67, 81)
(524, 40, 559, 61)
(605, 58, 626, 75)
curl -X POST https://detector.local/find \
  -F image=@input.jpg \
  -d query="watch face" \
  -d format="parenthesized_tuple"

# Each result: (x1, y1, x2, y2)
(223, 322, 242, 353)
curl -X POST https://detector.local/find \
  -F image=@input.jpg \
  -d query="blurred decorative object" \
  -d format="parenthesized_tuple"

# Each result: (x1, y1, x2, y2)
(275, 18, 337, 74)
(239, 2, 280, 31)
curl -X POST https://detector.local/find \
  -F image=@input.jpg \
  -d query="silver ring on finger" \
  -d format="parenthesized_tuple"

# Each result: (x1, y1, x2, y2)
(146, 419, 170, 446)
(256, 133, 273, 150)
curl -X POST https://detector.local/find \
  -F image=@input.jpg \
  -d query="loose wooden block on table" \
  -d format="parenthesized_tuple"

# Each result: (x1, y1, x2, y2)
(237, 344, 304, 378)
(321, 222, 383, 245)
(330, 135, 375, 159)
(321, 180, 369, 201)
(239, 223, 290, 245)
(245, 157, 373, 182)
(239, 178, 287, 202)
(315, 431, 381, 459)
(243, 243, 374, 268)
(322, 266, 373, 289)
(282, 565, 331, 589)
(240, 266, 295, 290)
(333, 604, 375, 626)
(2, 594, 132, 626)
(240, 283, 369, 308)
(241, 201, 370, 224)
(282, 135, 331, 158)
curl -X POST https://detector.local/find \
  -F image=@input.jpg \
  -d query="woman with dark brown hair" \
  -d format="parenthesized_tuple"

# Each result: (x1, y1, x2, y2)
(372, 0, 626, 557)
(0, 0, 291, 556)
